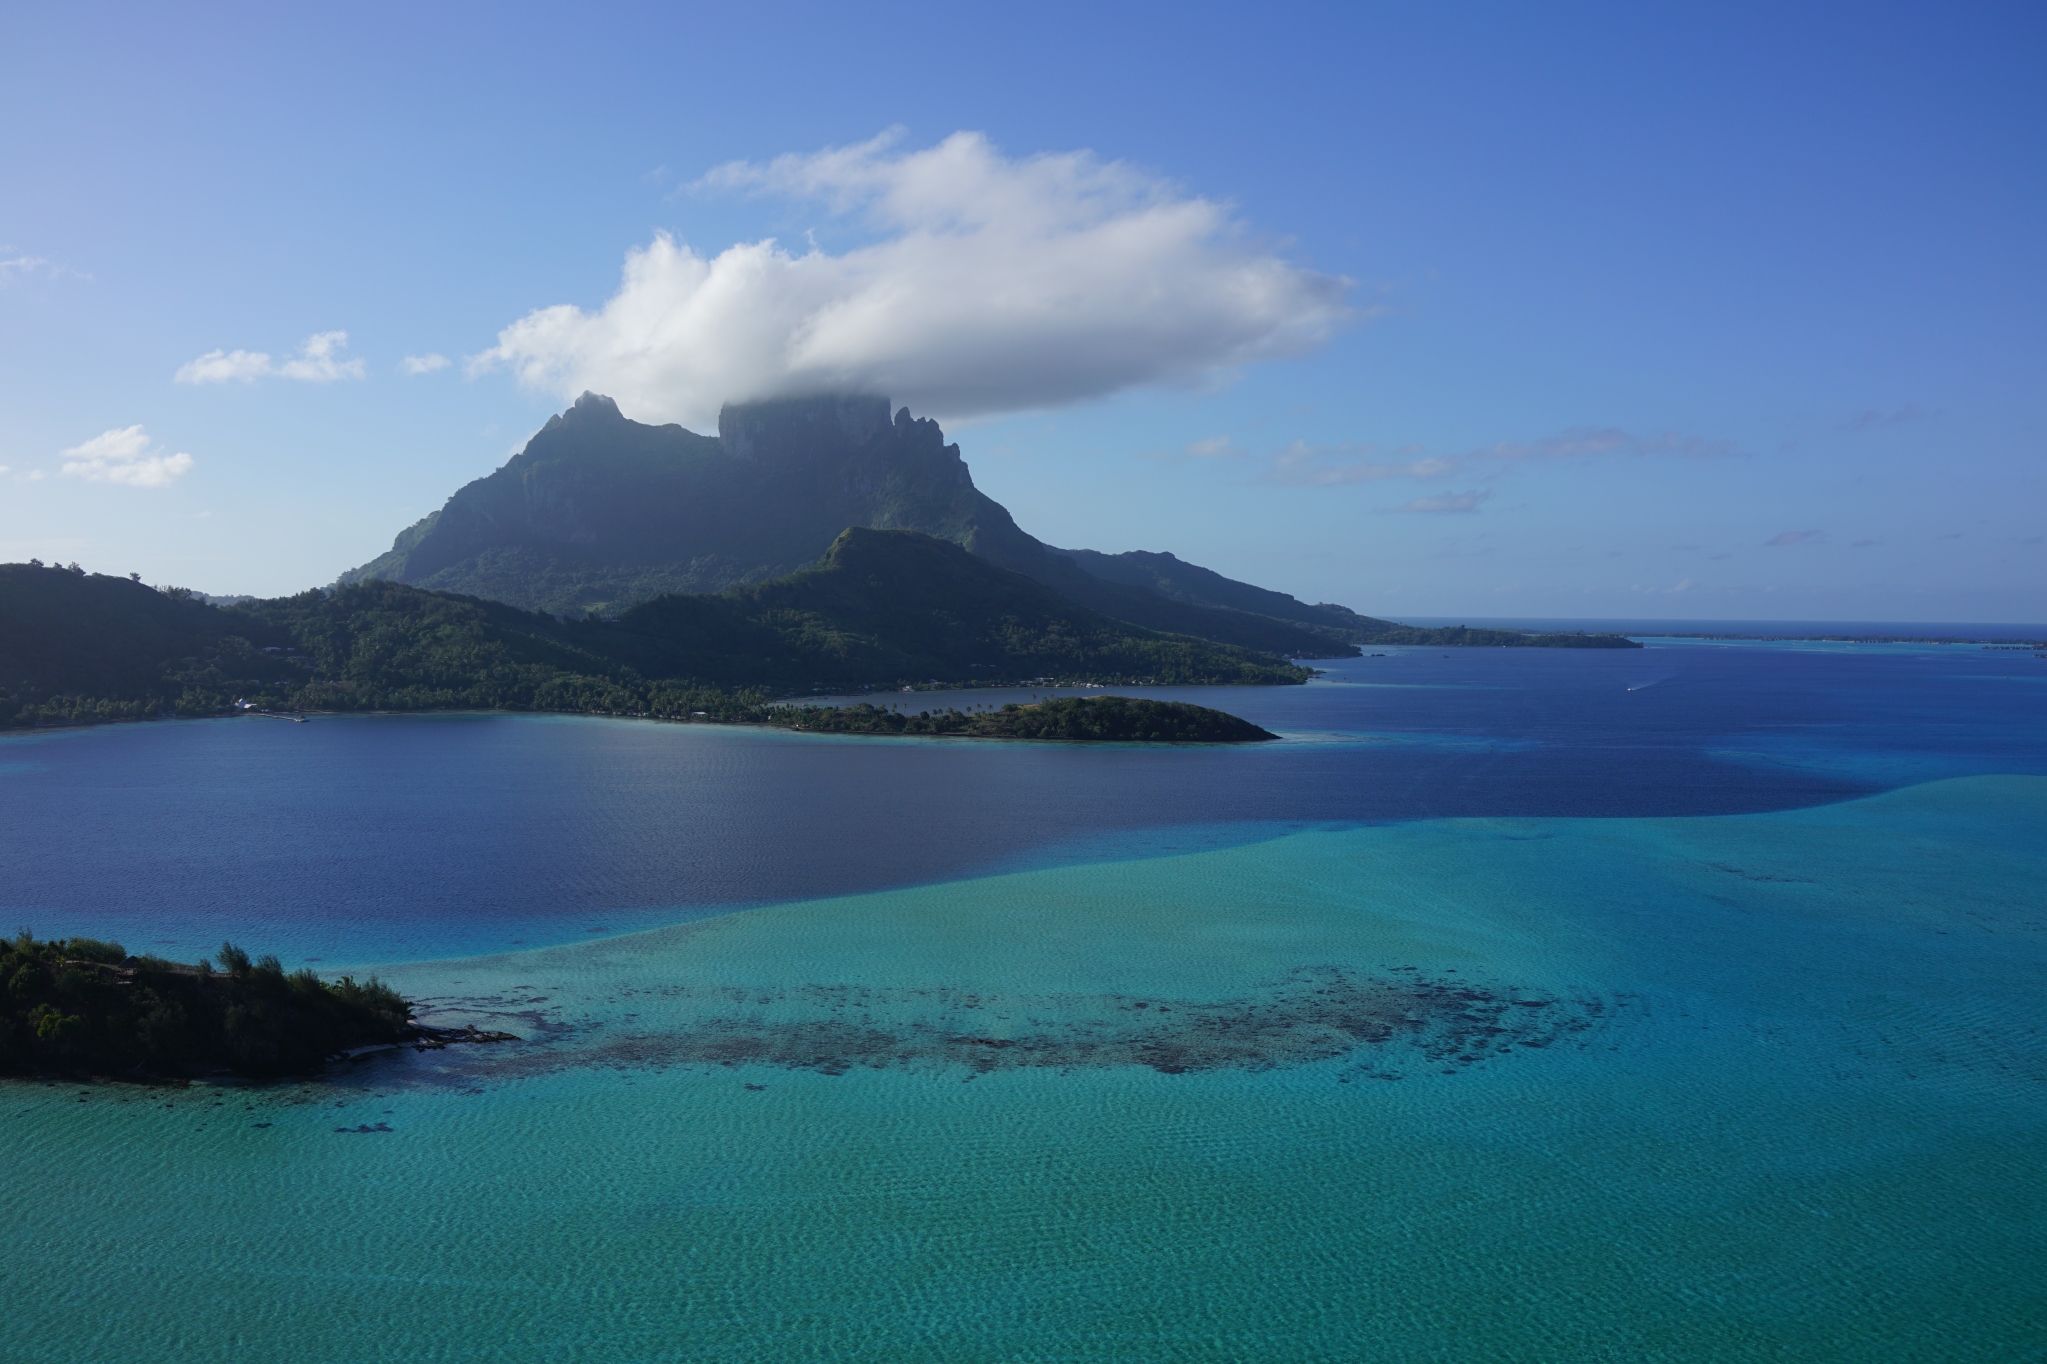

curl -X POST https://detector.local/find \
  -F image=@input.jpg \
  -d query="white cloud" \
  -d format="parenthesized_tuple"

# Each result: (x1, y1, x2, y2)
(1843, 404, 1926, 432)
(1269, 440, 1456, 486)
(175, 331, 365, 384)
(176, 348, 273, 383)
(0, 254, 51, 284)
(1263, 425, 1731, 487)
(1186, 434, 1245, 458)
(0, 250, 87, 285)
(1469, 426, 1733, 462)
(401, 353, 450, 375)
(1379, 489, 1491, 514)
(475, 130, 1353, 427)
(59, 426, 194, 487)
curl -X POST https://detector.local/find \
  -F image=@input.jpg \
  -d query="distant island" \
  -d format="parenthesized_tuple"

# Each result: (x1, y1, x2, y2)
(1, 394, 1646, 736)
(769, 696, 1279, 742)
(0, 934, 430, 1078)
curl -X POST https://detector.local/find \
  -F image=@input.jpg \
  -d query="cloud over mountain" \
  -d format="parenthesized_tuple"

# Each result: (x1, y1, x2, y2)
(475, 131, 1353, 427)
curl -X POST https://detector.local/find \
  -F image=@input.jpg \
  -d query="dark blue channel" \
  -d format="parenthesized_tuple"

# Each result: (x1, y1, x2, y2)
(1, 640, 2040, 963)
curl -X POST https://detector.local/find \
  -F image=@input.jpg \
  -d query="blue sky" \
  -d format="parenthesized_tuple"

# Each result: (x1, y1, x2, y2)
(2, 1, 2041, 621)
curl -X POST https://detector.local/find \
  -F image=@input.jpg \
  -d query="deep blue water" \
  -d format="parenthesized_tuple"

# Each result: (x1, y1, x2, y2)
(2, 639, 2041, 964)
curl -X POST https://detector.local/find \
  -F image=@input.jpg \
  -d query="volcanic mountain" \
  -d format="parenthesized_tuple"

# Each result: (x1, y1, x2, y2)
(340, 392, 1634, 653)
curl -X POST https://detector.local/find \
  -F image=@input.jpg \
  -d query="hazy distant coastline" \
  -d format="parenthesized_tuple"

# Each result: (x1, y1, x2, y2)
(1399, 616, 2047, 645)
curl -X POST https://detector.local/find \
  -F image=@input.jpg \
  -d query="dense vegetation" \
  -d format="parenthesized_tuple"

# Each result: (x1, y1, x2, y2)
(1058, 545, 1396, 643)
(2, 531, 1308, 729)
(768, 696, 1279, 742)
(0, 562, 304, 726)
(597, 528, 1310, 690)
(0, 934, 412, 1077)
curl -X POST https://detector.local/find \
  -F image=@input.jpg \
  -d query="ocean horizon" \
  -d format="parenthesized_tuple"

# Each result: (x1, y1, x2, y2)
(1398, 616, 2047, 639)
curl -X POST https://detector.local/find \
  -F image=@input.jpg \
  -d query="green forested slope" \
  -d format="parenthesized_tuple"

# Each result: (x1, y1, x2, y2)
(600, 528, 1307, 689)
(0, 564, 303, 724)
(1056, 546, 1393, 638)
(3, 531, 1306, 729)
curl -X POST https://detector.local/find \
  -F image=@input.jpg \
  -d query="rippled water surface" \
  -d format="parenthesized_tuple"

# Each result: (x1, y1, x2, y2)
(3, 641, 2044, 1361)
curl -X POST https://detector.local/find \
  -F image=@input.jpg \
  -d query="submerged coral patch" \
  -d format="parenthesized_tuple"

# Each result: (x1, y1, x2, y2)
(428, 967, 1605, 1083)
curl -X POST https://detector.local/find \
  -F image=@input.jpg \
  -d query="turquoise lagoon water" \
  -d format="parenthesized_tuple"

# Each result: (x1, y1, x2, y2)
(3, 643, 2045, 1361)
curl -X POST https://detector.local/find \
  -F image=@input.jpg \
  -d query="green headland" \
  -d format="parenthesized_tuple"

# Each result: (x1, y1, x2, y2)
(768, 695, 1279, 742)
(0, 934, 419, 1079)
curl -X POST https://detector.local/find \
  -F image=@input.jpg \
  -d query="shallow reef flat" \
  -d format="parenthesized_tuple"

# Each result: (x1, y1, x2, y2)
(4, 776, 2044, 1363)
(369, 815, 1629, 1086)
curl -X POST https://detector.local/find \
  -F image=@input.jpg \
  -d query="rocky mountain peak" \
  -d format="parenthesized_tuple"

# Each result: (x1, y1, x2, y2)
(719, 393, 893, 462)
